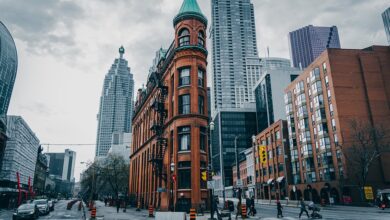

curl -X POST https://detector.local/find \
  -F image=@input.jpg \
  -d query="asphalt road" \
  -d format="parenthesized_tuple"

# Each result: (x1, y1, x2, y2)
(39, 199, 85, 219)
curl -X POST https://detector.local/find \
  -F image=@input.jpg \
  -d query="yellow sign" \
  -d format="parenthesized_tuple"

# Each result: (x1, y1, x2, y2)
(364, 186, 374, 200)
(259, 145, 267, 165)
(201, 171, 207, 181)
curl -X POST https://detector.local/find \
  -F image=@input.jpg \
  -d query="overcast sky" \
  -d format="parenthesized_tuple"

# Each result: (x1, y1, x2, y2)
(0, 0, 388, 181)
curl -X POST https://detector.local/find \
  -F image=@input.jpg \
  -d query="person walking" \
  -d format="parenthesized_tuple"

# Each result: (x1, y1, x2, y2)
(299, 198, 310, 219)
(276, 200, 283, 218)
(235, 201, 242, 220)
(116, 199, 120, 213)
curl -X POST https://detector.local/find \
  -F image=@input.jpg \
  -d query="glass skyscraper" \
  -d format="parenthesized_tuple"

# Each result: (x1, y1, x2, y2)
(95, 46, 134, 157)
(383, 7, 390, 45)
(0, 21, 18, 117)
(211, 0, 260, 111)
(289, 25, 341, 68)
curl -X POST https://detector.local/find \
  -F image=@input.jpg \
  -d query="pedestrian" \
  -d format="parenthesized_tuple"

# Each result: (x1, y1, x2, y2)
(116, 199, 120, 213)
(251, 196, 256, 216)
(299, 198, 310, 219)
(246, 196, 253, 216)
(276, 200, 283, 218)
(104, 198, 107, 206)
(235, 201, 242, 220)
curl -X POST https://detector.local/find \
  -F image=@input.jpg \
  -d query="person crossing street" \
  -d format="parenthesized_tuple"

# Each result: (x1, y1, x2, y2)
(276, 200, 283, 218)
(299, 198, 310, 219)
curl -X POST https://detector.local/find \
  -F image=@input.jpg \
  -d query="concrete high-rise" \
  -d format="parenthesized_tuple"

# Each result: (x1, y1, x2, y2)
(211, 0, 260, 111)
(95, 47, 134, 157)
(289, 25, 341, 68)
(383, 7, 390, 45)
(0, 22, 18, 173)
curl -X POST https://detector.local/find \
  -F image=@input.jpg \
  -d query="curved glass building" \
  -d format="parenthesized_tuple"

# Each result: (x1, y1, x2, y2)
(0, 21, 18, 117)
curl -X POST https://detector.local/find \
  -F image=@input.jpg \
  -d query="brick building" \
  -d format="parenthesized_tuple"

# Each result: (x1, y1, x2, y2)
(129, 0, 209, 212)
(253, 120, 292, 200)
(284, 46, 390, 204)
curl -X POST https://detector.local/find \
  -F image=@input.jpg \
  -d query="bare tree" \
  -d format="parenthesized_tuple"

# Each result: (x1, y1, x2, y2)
(344, 119, 390, 201)
(100, 154, 130, 200)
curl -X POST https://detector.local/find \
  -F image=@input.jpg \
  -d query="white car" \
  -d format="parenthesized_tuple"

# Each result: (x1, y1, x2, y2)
(33, 199, 50, 215)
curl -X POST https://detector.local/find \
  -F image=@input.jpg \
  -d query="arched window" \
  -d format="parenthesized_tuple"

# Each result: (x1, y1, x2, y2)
(198, 31, 205, 47)
(179, 28, 190, 46)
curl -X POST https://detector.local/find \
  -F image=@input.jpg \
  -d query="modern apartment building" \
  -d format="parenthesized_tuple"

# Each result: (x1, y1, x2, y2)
(289, 25, 341, 68)
(129, 0, 209, 211)
(284, 46, 390, 204)
(46, 149, 76, 182)
(211, 0, 261, 111)
(95, 46, 134, 157)
(253, 120, 291, 200)
(0, 116, 40, 208)
(0, 22, 18, 172)
(254, 58, 300, 133)
(383, 7, 390, 45)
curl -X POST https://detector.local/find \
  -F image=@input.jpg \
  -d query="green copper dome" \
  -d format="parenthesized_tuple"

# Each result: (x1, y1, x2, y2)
(173, 0, 208, 26)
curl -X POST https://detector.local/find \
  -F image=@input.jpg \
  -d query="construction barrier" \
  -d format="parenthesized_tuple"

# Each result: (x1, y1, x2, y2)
(189, 208, 196, 220)
(91, 207, 96, 219)
(241, 204, 247, 218)
(148, 205, 154, 217)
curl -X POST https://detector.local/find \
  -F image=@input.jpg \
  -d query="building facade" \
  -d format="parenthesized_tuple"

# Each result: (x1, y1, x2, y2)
(0, 21, 18, 173)
(33, 146, 48, 196)
(254, 60, 300, 133)
(96, 47, 134, 157)
(46, 149, 76, 182)
(0, 116, 40, 208)
(284, 46, 390, 204)
(383, 7, 390, 45)
(232, 148, 256, 198)
(253, 120, 291, 200)
(211, 0, 260, 111)
(129, 0, 209, 211)
(289, 25, 341, 68)
(211, 108, 257, 192)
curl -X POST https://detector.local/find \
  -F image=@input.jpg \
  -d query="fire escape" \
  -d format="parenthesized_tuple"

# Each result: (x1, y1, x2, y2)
(149, 71, 168, 182)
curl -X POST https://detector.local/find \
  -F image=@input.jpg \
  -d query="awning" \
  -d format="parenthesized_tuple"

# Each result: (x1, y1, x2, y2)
(267, 178, 274, 185)
(277, 176, 285, 183)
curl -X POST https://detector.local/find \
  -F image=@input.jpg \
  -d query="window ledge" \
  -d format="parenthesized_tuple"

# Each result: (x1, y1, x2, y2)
(178, 150, 191, 154)
(178, 85, 191, 89)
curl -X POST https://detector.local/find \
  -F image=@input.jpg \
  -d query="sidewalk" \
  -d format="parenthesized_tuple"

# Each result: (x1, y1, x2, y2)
(0, 209, 13, 220)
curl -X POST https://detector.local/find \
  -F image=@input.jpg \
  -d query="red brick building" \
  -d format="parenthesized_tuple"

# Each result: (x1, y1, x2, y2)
(253, 120, 292, 200)
(284, 46, 390, 204)
(129, 0, 209, 212)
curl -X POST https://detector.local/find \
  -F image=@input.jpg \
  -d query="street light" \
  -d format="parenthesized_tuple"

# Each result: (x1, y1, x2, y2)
(234, 135, 241, 205)
(209, 121, 215, 220)
(170, 162, 175, 211)
(81, 161, 95, 209)
(251, 135, 257, 200)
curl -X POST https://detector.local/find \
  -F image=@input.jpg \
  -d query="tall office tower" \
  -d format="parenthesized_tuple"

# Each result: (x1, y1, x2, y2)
(0, 22, 18, 172)
(254, 58, 300, 133)
(95, 46, 134, 157)
(46, 149, 76, 181)
(289, 25, 341, 68)
(211, 0, 260, 111)
(383, 7, 390, 45)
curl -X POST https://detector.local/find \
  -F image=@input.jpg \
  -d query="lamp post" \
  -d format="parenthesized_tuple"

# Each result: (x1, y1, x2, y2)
(217, 115, 226, 204)
(209, 122, 215, 220)
(252, 135, 257, 200)
(170, 162, 175, 212)
(81, 161, 95, 208)
(235, 135, 241, 205)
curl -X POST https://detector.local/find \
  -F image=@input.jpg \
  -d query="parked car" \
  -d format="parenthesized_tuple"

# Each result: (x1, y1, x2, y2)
(33, 199, 49, 215)
(48, 200, 55, 212)
(376, 189, 390, 209)
(13, 203, 39, 220)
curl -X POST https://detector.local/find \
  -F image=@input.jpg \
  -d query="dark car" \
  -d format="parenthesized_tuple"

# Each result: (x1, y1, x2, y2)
(13, 203, 39, 220)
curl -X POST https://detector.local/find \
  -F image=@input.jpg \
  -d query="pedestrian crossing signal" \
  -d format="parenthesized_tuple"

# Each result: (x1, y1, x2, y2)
(259, 145, 267, 165)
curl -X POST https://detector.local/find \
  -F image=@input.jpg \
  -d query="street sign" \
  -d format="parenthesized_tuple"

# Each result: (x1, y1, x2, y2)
(237, 179, 243, 187)
(292, 185, 296, 192)
(207, 180, 215, 189)
(157, 188, 166, 193)
(329, 197, 334, 205)
(364, 186, 374, 200)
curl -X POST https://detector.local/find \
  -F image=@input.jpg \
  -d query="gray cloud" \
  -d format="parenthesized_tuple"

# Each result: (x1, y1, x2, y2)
(0, 0, 84, 58)
(17, 102, 53, 116)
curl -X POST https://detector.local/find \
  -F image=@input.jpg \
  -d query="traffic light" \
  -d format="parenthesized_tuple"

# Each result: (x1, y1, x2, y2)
(201, 171, 207, 181)
(259, 145, 267, 165)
